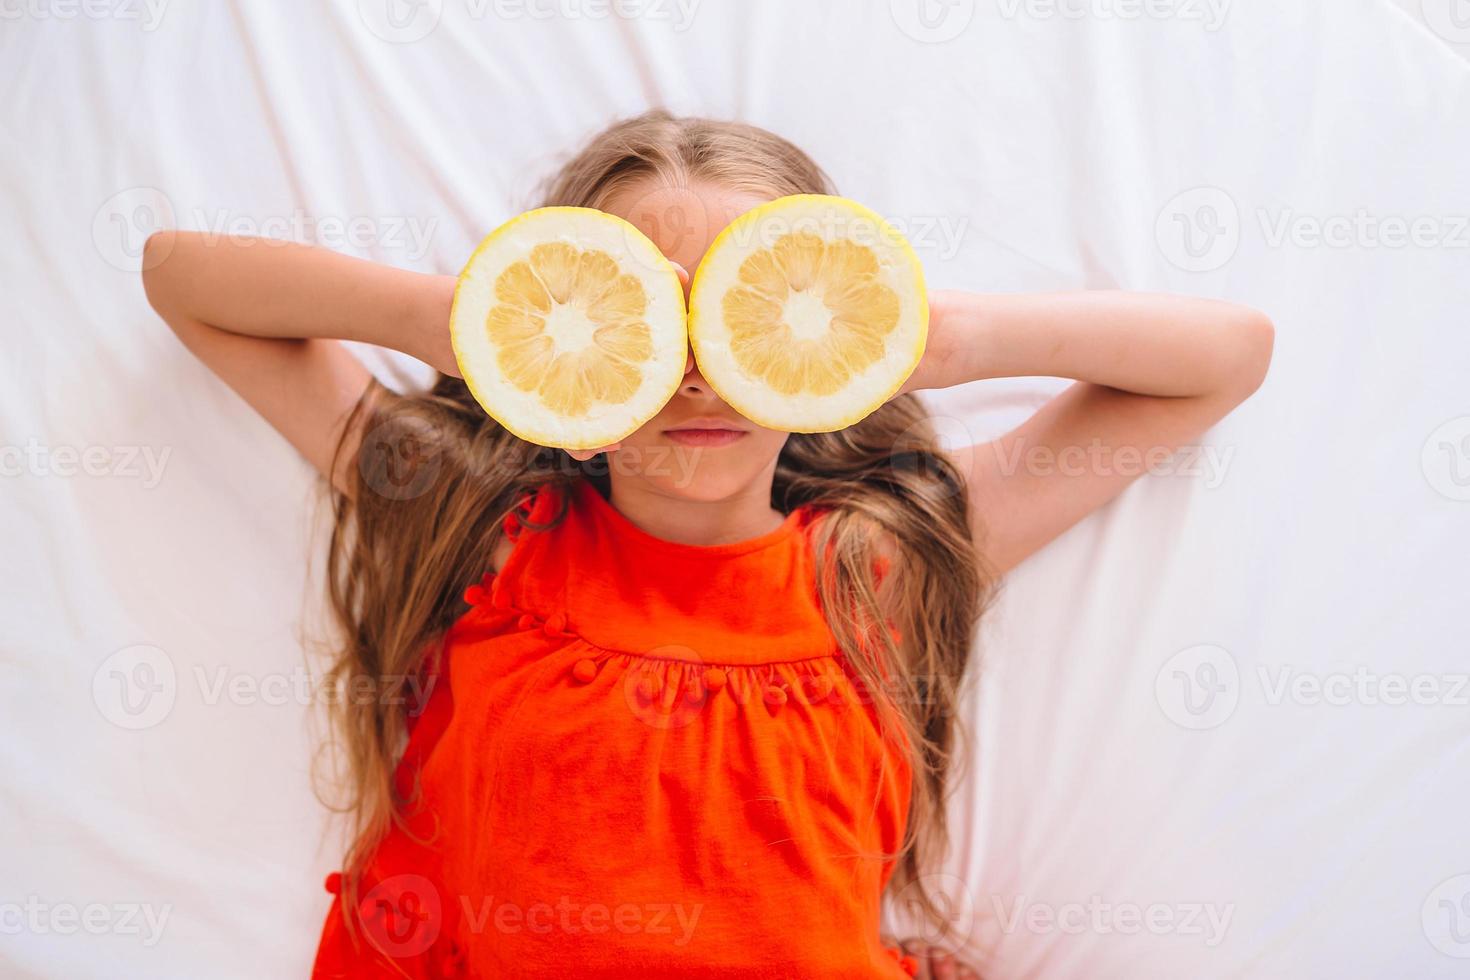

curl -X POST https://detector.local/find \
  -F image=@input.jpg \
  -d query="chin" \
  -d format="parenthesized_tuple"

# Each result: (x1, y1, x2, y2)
(608, 441, 785, 504)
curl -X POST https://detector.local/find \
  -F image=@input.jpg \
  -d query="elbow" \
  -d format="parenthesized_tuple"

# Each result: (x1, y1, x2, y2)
(140, 230, 177, 316)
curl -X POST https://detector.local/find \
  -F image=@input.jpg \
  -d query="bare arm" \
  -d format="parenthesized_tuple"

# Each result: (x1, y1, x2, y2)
(907, 290, 1275, 575)
(140, 232, 456, 493)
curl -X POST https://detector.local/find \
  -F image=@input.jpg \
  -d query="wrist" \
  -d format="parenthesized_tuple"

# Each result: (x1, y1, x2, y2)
(404, 273, 459, 374)
(912, 289, 989, 392)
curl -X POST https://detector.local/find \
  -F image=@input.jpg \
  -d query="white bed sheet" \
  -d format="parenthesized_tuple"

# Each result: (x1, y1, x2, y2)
(3, 1, 1468, 976)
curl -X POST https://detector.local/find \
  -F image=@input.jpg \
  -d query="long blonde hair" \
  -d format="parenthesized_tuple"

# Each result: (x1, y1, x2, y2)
(322, 109, 995, 942)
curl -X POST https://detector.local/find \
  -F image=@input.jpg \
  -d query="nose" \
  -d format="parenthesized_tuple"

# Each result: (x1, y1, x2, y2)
(679, 349, 711, 397)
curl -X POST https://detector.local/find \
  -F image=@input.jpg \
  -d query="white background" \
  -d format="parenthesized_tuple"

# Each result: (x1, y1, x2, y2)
(2, 1, 1468, 976)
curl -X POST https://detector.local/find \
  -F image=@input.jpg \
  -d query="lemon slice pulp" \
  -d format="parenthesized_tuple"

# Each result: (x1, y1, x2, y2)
(687, 195, 927, 432)
(450, 207, 687, 450)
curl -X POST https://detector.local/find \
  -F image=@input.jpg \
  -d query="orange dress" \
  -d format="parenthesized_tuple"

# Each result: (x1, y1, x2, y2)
(313, 479, 914, 978)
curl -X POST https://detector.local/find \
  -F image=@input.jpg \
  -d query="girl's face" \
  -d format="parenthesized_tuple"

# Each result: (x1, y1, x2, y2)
(598, 180, 792, 503)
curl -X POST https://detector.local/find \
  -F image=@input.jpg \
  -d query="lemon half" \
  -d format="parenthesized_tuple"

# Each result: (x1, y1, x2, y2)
(450, 207, 687, 450)
(687, 195, 927, 433)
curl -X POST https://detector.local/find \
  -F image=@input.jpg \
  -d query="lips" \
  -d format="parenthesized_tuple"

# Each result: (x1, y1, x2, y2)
(661, 417, 749, 447)
(663, 417, 746, 434)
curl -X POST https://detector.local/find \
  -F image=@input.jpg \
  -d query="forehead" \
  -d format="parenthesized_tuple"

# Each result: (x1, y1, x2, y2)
(601, 180, 773, 271)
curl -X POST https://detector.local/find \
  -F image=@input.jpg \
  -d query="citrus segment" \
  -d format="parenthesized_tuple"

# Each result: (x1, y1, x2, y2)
(449, 207, 686, 450)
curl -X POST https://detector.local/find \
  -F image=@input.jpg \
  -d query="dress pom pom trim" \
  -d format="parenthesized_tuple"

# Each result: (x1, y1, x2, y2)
(459, 567, 849, 712)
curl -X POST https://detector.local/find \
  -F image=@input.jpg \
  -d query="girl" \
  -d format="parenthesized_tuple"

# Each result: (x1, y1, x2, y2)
(141, 111, 1273, 978)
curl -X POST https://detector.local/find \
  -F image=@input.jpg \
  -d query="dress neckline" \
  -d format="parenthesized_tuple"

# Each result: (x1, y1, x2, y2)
(574, 479, 808, 560)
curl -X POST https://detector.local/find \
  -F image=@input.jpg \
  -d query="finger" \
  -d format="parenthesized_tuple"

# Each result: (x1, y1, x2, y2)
(907, 944, 932, 980)
(672, 261, 692, 303)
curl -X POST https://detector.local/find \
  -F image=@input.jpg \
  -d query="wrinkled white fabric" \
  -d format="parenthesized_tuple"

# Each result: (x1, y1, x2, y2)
(2, 1, 1467, 976)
